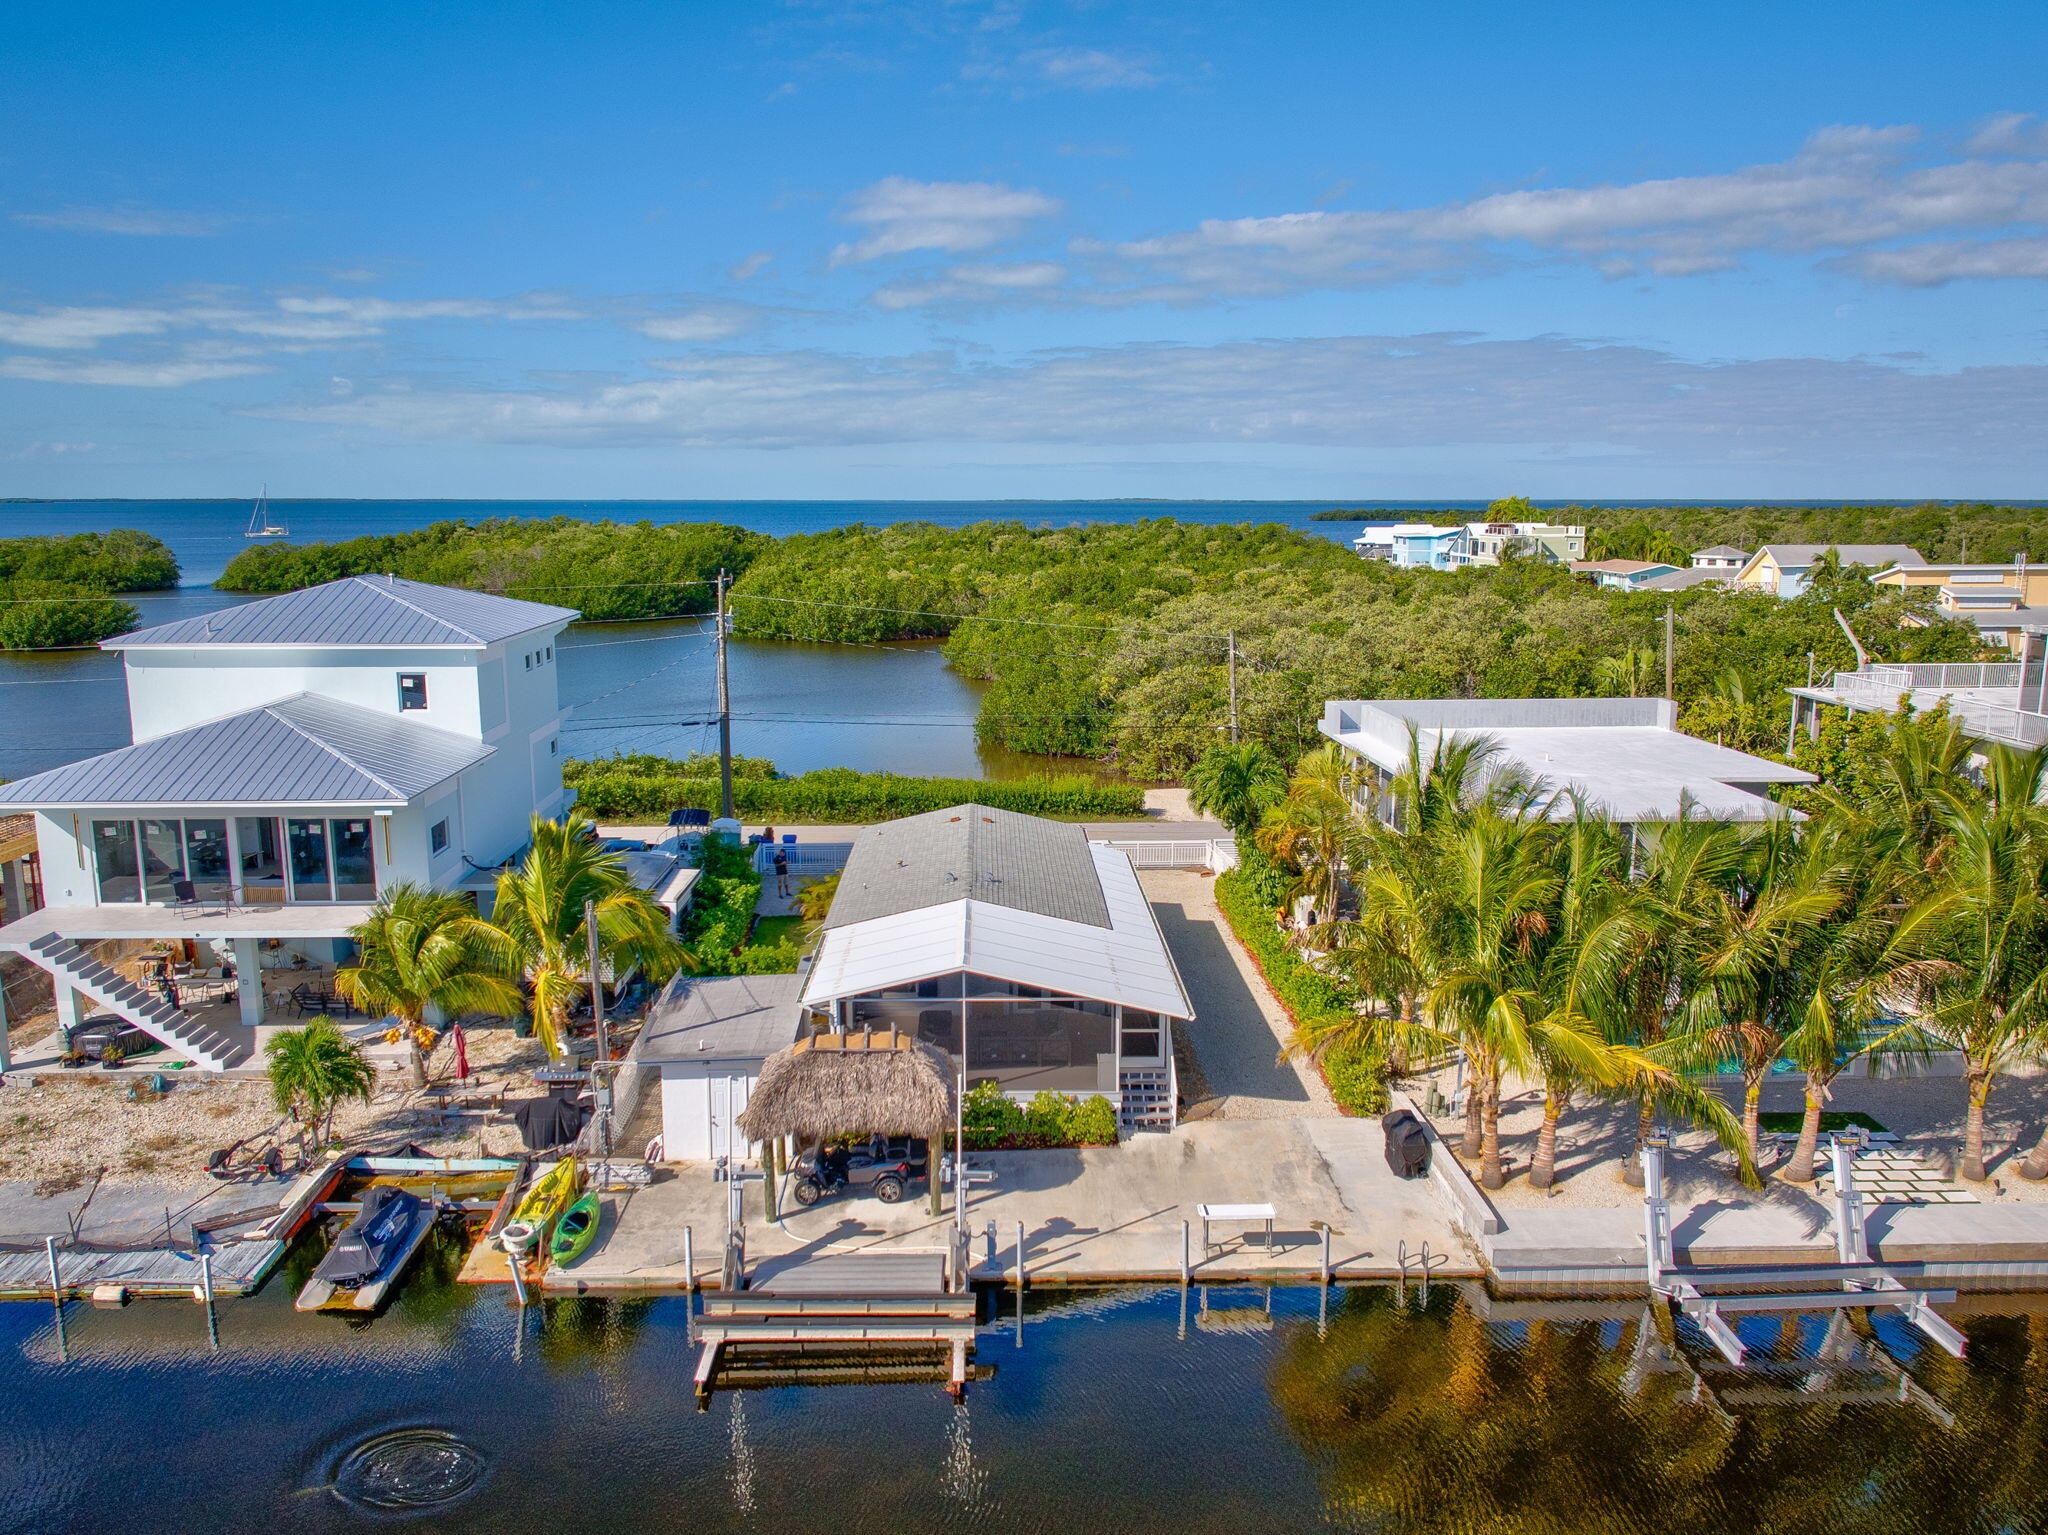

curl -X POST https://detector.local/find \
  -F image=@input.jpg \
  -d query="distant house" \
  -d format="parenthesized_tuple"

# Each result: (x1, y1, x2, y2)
(1318, 698, 1815, 828)
(1636, 568, 1737, 594)
(1351, 525, 1397, 560)
(1377, 524, 1468, 570)
(1569, 559, 1682, 592)
(1873, 558, 2048, 649)
(1732, 544, 1927, 598)
(1689, 544, 1749, 571)
(797, 804, 1193, 1134)
(0, 576, 587, 1071)
(1790, 633, 2048, 751)
(1447, 520, 1588, 568)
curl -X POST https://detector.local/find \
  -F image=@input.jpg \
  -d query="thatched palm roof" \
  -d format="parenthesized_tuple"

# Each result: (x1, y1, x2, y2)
(736, 1030, 955, 1143)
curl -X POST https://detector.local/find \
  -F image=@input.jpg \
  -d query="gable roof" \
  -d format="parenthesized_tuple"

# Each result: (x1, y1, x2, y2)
(1637, 568, 1737, 592)
(0, 693, 491, 809)
(803, 843, 1193, 1018)
(1691, 544, 1749, 559)
(1751, 544, 1927, 571)
(107, 575, 578, 649)
(1570, 559, 1678, 578)
(824, 803, 1111, 931)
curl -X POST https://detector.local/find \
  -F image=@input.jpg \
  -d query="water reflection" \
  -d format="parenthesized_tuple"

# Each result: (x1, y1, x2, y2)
(7, 1276, 2048, 1534)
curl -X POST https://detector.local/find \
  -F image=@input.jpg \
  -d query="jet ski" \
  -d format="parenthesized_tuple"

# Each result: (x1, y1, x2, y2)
(295, 1184, 436, 1312)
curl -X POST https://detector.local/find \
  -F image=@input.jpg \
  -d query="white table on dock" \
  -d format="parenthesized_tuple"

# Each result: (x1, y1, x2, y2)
(1198, 1202, 1277, 1252)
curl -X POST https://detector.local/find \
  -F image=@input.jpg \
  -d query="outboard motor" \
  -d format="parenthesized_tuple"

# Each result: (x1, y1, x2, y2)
(1381, 1109, 1431, 1179)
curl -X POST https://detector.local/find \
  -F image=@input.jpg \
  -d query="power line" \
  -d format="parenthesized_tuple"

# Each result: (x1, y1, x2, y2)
(729, 591, 1234, 644)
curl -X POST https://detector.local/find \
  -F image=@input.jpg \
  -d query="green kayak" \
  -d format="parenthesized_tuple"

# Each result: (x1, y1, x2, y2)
(548, 1192, 601, 1267)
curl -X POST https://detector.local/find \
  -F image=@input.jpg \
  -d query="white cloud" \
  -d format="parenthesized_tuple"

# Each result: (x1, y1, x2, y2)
(253, 331, 2048, 470)
(0, 307, 178, 349)
(273, 294, 584, 323)
(11, 205, 230, 236)
(1967, 112, 2048, 157)
(1831, 235, 2048, 285)
(830, 176, 1060, 265)
(872, 260, 1068, 309)
(0, 354, 268, 387)
(1027, 122, 2048, 301)
(964, 45, 1159, 91)
(728, 251, 775, 282)
(637, 306, 760, 342)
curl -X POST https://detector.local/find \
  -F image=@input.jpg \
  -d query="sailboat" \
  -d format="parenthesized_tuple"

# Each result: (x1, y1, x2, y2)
(244, 485, 288, 539)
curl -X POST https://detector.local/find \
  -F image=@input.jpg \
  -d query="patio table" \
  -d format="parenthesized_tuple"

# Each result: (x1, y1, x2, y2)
(1198, 1202, 1277, 1252)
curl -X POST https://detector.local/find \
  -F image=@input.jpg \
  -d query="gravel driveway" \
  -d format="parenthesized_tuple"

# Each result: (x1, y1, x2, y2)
(1140, 869, 1336, 1120)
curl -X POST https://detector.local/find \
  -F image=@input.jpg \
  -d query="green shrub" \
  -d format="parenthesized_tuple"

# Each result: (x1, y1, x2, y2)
(0, 587, 140, 651)
(1214, 861, 1388, 1117)
(0, 530, 178, 591)
(726, 939, 806, 976)
(565, 761, 1143, 821)
(960, 1082, 1118, 1147)
(1066, 1094, 1120, 1146)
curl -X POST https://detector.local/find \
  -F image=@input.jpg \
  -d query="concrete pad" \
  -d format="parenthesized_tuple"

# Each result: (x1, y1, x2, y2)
(544, 1119, 1472, 1292)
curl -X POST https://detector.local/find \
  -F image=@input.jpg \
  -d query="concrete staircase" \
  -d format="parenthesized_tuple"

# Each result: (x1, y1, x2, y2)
(20, 934, 249, 1070)
(1118, 1066, 1175, 1132)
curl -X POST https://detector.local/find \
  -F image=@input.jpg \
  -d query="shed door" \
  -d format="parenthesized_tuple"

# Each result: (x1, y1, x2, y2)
(709, 1074, 753, 1163)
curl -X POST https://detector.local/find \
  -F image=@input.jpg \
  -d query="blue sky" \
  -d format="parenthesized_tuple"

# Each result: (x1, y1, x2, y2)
(4, 0, 2048, 500)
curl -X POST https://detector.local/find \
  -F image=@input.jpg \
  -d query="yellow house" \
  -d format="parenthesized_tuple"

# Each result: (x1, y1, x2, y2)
(1878, 559, 2048, 648)
(1732, 544, 1927, 597)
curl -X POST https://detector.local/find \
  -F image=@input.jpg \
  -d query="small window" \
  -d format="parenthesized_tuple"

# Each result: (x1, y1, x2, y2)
(397, 673, 427, 710)
(524, 653, 533, 670)
(549, 738, 558, 755)
(545, 645, 553, 662)
(430, 819, 449, 855)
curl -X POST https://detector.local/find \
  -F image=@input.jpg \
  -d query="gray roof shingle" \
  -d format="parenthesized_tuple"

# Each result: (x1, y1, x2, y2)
(107, 575, 578, 649)
(635, 974, 804, 1061)
(0, 693, 491, 808)
(824, 803, 1112, 931)
(1755, 544, 1927, 569)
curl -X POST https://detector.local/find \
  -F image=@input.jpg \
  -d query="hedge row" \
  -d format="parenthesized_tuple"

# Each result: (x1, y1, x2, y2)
(1213, 858, 1388, 1117)
(962, 1082, 1119, 1148)
(566, 763, 1144, 822)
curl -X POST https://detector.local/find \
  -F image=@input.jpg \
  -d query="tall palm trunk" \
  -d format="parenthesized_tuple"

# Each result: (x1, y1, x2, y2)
(1621, 1098, 1654, 1188)
(1462, 1073, 1483, 1158)
(1786, 1081, 1827, 1182)
(1530, 1085, 1570, 1190)
(1479, 1070, 1506, 1190)
(1962, 1062, 1994, 1182)
(1741, 1069, 1766, 1162)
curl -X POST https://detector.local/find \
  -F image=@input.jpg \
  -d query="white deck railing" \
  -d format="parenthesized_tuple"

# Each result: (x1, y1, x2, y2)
(1829, 664, 2047, 747)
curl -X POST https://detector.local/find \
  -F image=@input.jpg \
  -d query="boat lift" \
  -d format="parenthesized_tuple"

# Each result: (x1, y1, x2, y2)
(1641, 1130, 1967, 1368)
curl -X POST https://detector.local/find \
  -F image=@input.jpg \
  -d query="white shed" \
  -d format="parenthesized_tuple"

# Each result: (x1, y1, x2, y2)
(633, 973, 804, 1162)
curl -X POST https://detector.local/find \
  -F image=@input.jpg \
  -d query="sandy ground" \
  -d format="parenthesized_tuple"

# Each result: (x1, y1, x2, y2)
(1412, 1060, 2048, 1211)
(1138, 868, 1336, 1120)
(0, 1020, 551, 1193)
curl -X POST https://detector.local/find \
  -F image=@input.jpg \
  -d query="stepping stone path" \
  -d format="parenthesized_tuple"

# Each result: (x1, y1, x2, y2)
(1812, 1147, 1980, 1205)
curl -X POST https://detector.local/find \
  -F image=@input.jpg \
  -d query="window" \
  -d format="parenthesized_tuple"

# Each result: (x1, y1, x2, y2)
(524, 653, 533, 670)
(545, 645, 553, 662)
(330, 819, 376, 901)
(397, 673, 427, 711)
(1120, 1008, 1164, 1061)
(92, 820, 141, 903)
(430, 818, 450, 855)
(549, 738, 558, 755)
(287, 819, 330, 900)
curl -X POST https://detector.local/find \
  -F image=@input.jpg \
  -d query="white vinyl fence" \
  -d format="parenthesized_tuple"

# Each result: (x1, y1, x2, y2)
(1089, 838, 1238, 872)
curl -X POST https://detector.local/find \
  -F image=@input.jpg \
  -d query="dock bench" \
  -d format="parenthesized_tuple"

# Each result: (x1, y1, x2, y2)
(1198, 1202, 1277, 1252)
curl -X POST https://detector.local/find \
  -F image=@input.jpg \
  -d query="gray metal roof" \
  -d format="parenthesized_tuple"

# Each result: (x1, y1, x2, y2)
(1637, 568, 1737, 592)
(107, 575, 579, 649)
(0, 693, 491, 808)
(1691, 545, 1750, 559)
(824, 803, 1112, 931)
(1755, 544, 1928, 569)
(635, 973, 805, 1061)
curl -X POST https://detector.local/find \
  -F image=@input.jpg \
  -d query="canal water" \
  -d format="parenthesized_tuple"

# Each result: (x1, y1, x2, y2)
(4, 1239, 2046, 1535)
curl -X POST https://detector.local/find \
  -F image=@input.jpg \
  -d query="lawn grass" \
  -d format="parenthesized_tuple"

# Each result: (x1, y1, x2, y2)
(748, 914, 813, 951)
(1755, 1110, 1888, 1134)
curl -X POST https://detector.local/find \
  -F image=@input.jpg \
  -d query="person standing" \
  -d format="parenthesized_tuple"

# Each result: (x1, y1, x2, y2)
(773, 845, 791, 898)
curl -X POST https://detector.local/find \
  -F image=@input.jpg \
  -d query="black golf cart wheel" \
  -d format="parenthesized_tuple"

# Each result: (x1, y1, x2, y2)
(872, 1176, 905, 1203)
(792, 1178, 822, 1207)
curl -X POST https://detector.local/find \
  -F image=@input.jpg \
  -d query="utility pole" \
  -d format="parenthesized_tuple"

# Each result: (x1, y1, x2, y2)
(1226, 631, 1239, 742)
(1662, 606, 1675, 700)
(715, 569, 734, 821)
(584, 896, 611, 1156)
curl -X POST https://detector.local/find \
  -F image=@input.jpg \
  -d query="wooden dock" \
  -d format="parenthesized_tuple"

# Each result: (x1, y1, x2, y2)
(694, 1251, 977, 1404)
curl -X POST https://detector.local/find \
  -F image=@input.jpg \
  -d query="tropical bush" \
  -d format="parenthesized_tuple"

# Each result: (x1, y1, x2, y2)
(566, 761, 1142, 821)
(0, 530, 179, 590)
(265, 1019, 375, 1142)
(960, 1082, 1119, 1147)
(0, 586, 139, 650)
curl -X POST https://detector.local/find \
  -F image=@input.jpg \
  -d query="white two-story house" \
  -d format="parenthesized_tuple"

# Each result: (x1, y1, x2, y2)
(0, 575, 579, 1070)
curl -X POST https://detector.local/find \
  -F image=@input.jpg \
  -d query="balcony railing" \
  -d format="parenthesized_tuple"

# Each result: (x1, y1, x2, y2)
(1829, 663, 2046, 746)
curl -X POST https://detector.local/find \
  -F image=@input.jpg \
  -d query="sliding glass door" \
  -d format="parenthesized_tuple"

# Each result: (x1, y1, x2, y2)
(87, 815, 376, 906)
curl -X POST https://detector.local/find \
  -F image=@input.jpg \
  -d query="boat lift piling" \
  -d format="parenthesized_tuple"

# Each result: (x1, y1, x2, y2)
(1643, 1132, 1968, 1368)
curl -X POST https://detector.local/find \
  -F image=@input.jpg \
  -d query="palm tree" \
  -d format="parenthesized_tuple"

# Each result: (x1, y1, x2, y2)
(1921, 746, 2048, 1179)
(1185, 741, 1286, 838)
(1780, 828, 1957, 1183)
(266, 1018, 375, 1144)
(1257, 743, 1354, 927)
(336, 883, 525, 1087)
(1675, 819, 1851, 1162)
(1592, 646, 1658, 699)
(795, 871, 841, 924)
(483, 813, 689, 1059)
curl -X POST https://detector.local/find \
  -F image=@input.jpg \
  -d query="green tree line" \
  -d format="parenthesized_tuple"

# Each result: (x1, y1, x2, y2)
(0, 531, 177, 650)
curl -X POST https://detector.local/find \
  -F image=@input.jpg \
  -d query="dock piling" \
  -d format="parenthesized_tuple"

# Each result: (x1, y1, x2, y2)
(1179, 1220, 1190, 1288)
(43, 1235, 61, 1303)
(683, 1225, 696, 1299)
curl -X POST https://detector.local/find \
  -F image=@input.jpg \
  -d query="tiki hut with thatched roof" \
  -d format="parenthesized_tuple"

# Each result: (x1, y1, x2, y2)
(737, 1029, 955, 1146)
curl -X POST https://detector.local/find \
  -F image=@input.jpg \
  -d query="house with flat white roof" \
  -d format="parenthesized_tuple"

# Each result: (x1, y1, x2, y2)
(798, 803, 1192, 1133)
(1317, 697, 1815, 826)
(0, 575, 580, 1071)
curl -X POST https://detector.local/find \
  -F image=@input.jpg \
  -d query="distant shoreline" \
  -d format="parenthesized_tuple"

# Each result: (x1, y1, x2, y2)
(6, 497, 2040, 507)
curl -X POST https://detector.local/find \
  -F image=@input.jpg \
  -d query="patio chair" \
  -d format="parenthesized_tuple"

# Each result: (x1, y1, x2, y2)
(171, 877, 200, 912)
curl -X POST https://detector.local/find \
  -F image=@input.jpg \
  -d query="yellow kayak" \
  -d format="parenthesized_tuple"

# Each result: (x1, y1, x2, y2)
(510, 1157, 577, 1241)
